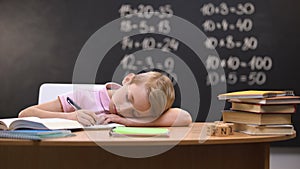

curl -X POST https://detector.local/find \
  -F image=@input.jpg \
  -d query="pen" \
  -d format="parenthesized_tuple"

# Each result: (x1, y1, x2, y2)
(66, 97, 82, 110)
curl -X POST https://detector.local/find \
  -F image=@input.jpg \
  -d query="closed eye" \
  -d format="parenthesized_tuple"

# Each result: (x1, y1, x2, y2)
(125, 93, 129, 102)
(126, 92, 134, 104)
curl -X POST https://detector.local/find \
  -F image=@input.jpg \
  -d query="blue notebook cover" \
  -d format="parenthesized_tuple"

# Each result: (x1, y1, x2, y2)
(0, 130, 74, 140)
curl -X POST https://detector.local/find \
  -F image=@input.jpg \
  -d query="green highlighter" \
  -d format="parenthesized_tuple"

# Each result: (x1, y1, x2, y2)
(109, 127, 170, 137)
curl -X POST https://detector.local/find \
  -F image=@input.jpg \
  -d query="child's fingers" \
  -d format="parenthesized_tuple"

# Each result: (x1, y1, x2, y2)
(85, 111, 98, 124)
(103, 114, 124, 125)
(103, 114, 115, 124)
(95, 114, 105, 125)
(77, 117, 93, 126)
(103, 114, 114, 124)
(77, 113, 94, 126)
(76, 110, 96, 126)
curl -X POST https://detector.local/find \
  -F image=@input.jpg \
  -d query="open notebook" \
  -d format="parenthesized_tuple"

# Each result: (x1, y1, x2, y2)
(0, 117, 123, 131)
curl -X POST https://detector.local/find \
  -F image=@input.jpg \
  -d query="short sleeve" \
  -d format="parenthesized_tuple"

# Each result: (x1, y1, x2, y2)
(58, 91, 76, 112)
(58, 87, 105, 113)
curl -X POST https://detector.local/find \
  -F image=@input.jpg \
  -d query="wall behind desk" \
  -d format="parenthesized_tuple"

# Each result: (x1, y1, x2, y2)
(0, 0, 300, 146)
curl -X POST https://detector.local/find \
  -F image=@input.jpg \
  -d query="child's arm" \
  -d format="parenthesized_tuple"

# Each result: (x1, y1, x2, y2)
(18, 99, 102, 126)
(103, 108, 192, 127)
(19, 99, 73, 118)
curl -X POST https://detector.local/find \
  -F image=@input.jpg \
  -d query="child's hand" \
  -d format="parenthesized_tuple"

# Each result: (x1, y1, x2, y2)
(103, 113, 131, 126)
(74, 110, 104, 126)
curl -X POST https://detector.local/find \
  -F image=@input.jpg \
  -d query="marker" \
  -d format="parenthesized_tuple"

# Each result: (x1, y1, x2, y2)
(66, 97, 82, 110)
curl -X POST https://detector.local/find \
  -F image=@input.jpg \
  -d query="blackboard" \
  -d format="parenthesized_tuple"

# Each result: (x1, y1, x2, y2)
(0, 0, 299, 146)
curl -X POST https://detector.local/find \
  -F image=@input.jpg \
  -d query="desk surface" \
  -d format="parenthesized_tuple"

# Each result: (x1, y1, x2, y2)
(0, 123, 296, 146)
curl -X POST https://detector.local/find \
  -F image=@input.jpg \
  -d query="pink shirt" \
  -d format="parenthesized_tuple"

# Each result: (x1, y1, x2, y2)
(58, 83, 121, 114)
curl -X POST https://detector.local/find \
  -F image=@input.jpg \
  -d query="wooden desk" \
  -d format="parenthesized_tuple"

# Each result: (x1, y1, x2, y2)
(0, 123, 295, 169)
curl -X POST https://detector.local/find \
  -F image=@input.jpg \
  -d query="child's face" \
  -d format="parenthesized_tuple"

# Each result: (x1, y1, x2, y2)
(109, 83, 152, 117)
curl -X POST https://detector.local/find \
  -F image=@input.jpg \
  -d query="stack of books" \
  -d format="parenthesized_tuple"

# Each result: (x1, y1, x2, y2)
(218, 90, 300, 135)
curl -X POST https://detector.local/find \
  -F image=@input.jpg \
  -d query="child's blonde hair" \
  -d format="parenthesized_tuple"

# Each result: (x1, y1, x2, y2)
(130, 71, 175, 113)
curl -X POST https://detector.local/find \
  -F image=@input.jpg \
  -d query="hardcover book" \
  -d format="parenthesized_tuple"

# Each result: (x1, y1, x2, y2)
(230, 102, 296, 113)
(229, 96, 300, 105)
(222, 110, 292, 125)
(233, 123, 295, 135)
(218, 90, 294, 100)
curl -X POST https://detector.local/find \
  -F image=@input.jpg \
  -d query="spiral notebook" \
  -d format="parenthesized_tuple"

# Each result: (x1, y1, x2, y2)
(0, 130, 74, 140)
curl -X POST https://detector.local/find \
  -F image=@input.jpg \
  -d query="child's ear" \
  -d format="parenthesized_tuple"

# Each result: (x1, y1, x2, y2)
(122, 73, 135, 85)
